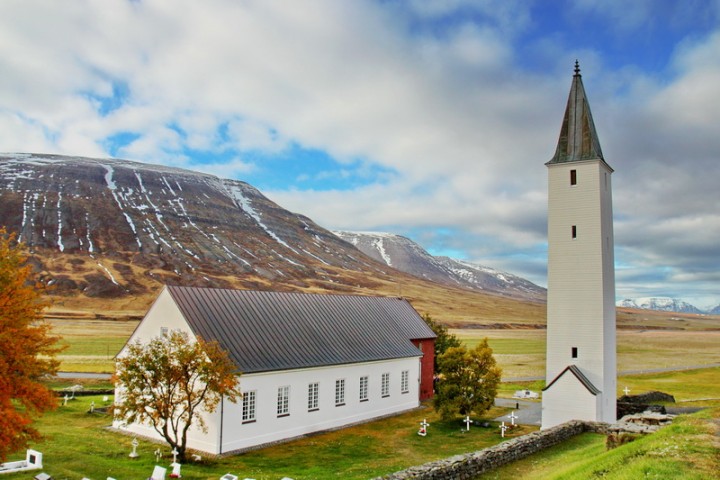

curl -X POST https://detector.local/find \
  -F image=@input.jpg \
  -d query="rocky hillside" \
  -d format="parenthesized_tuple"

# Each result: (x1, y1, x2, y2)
(333, 231, 546, 301)
(0, 153, 396, 302)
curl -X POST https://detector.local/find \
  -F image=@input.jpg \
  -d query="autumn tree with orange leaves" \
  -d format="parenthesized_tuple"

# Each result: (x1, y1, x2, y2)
(0, 227, 62, 461)
(114, 330, 241, 462)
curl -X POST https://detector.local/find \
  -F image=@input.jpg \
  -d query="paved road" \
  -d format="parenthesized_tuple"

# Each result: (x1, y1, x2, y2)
(494, 398, 541, 426)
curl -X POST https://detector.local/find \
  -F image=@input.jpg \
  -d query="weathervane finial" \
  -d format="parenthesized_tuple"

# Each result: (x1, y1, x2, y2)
(574, 60, 581, 77)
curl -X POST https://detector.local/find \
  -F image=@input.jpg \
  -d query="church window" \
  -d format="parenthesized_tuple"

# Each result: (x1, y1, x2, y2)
(381, 373, 390, 397)
(335, 379, 346, 406)
(308, 382, 319, 411)
(401, 370, 409, 394)
(571, 347, 578, 359)
(359, 376, 369, 402)
(277, 386, 290, 417)
(572, 225, 577, 239)
(242, 390, 256, 423)
(570, 169, 577, 186)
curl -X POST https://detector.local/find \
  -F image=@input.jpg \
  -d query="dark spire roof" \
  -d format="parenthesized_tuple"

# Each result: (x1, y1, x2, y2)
(547, 61, 609, 168)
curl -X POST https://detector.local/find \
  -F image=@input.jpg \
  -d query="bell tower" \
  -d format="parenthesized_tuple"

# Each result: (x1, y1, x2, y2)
(541, 62, 617, 428)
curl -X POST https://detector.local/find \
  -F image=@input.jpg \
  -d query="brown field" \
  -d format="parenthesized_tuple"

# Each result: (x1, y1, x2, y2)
(454, 329, 720, 379)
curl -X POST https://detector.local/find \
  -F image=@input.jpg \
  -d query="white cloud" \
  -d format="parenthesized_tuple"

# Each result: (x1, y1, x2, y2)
(0, 0, 718, 306)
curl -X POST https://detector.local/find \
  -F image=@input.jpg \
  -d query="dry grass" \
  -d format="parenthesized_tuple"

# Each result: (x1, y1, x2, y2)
(453, 329, 720, 380)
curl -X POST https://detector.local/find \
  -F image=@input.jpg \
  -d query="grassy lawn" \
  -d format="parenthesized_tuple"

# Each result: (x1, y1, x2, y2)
(4, 368, 719, 479)
(2, 396, 525, 480)
(481, 408, 720, 479)
(618, 367, 720, 403)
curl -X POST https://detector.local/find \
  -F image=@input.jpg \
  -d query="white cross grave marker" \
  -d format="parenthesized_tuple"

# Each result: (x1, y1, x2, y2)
(90, 401, 95, 413)
(500, 421, 508, 438)
(63, 394, 68, 406)
(172, 448, 179, 464)
(464, 415, 472, 431)
(508, 411, 518, 426)
(129, 437, 139, 458)
(418, 419, 429, 436)
(623, 386, 631, 396)
(154, 448, 162, 462)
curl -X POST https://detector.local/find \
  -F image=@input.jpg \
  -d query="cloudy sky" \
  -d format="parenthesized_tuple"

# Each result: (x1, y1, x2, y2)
(1, 1, 719, 308)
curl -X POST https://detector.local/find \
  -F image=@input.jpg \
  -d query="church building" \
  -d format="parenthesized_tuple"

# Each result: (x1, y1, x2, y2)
(541, 62, 617, 428)
(114, 286, 436, 454)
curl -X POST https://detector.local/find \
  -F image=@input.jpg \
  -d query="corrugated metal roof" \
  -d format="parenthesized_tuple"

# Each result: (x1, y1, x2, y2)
(166, 286, 436, 374)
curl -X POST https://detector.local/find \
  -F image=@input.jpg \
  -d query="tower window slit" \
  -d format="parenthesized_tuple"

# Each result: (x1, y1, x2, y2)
(572, 225, 577, 239)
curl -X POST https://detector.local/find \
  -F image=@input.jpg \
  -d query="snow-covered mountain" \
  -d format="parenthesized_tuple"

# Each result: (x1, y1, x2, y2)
(707, 304, 720, 315)
(617, 297, 704, 314)
(334, 231, 546, 301)
(0, 153, 397, 298)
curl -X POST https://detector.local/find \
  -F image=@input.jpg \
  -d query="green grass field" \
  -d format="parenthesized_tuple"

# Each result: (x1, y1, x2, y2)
(481, 408, 719, 479)
(2, 395, 526, 479)
(9, 367, 717, 479)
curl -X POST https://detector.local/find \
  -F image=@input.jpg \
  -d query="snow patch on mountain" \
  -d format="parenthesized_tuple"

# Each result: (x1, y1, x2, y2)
(334, 230, 545, 301)
(617, 297, 703, 314)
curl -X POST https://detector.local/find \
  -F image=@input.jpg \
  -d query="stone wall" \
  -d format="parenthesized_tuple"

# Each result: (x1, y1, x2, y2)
(372, 421, 608, 480)
(618, 391, 675, 405)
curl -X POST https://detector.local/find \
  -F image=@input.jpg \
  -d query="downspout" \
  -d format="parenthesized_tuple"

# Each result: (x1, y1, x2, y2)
(219, 394, 224, 455)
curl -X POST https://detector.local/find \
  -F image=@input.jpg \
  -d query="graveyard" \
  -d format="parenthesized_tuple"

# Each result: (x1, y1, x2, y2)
(0, 364, 716, 479)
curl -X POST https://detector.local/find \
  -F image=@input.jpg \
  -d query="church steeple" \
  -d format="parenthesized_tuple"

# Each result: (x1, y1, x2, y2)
(547, 61, 608, 167)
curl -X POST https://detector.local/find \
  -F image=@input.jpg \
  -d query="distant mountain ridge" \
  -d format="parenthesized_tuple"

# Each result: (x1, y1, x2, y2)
(333, 231, 546, 301)
(0, 153, 543, 306)
(617, 297, 707, 314)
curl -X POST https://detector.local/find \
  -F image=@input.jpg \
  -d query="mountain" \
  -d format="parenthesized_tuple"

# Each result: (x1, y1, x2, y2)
(0, 153, 399, 301)
(333, 231, 546, 301)
(710, 305, 720, 315)
(617, 297, 704, 314)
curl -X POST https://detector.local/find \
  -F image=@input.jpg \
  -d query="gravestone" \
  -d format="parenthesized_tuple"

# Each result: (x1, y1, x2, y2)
(129, 438, 139, 458)
(418, 419, 429, 436)
(499, 421, 508, 438)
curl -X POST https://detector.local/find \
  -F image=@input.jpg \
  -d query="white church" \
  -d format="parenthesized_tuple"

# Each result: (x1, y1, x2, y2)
(542, 62, 617, 428)
(114, 286, 436, 454)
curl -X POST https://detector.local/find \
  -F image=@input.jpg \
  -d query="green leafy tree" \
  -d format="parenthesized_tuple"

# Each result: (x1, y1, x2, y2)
(0, 227, 63, 461)
(433, 339, 502, 420)
(114, 330, 241, 462)
(421, 313, 461, 372)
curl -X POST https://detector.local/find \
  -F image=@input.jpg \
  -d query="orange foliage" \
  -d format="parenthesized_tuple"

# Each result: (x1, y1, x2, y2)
(114, 330, 241, 462)
(0, 227, 63, 461)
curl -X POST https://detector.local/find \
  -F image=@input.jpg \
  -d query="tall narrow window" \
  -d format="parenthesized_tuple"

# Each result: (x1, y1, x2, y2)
(277, 386, 290, 417)
(359, 376, 369, 402)
(572, 225, 577, 239)
(308, 382, 319, 412)
(335, 379, 345, 406)
(242, 390, 256, 423)
(570, 169, 577, 186)
(401, 370, 409, 394)
(571, 347, 578, 359)
(381, 373, 390, 398)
